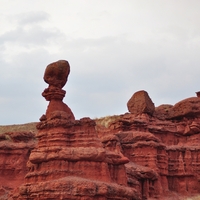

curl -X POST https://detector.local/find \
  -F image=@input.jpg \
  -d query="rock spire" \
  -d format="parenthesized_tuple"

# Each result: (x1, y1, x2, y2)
(11, 60, 138, 200)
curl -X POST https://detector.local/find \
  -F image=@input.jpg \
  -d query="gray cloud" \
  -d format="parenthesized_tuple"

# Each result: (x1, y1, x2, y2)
(1, 1, 200, 124)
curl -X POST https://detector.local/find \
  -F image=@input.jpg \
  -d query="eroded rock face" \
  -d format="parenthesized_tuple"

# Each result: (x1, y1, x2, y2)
(0, 131, 36, 200)
(1, 65, 200, 199)
(154, 95, 200, 120)
(10, 60, 138, 200)
(96, 111, 200, 199)
(127, 90, 155, 116)
(42, 60, 75, 121)
(168, 97, 200, 119)
(154, 104, 173, 120)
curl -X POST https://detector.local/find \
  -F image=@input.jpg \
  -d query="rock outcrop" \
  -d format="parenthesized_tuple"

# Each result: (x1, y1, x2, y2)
(154, 93, 200, 120)
(0, 130, 36, 199)
(0, 61, 200, 200)
(10, 60, 138, 200)
(168, 96, 200, 119)
(96, 105, 200, 199)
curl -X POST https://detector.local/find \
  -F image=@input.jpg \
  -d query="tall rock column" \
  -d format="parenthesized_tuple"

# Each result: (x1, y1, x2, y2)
(11, 60, 139, 200)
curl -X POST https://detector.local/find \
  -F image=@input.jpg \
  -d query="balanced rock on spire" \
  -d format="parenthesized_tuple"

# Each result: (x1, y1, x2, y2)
(10, 60, 139, 200)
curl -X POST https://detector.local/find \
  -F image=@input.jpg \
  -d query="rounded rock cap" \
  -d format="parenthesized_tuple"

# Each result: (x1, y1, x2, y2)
(44, 60, 70, 88)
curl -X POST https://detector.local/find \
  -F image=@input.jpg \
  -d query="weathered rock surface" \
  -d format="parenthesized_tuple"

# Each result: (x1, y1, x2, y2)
(96, 109, 200, 199)
(0, 61, 200, 200)
(44, 60, 70, 88)
(0, 131, 36, 199)
(127, 90, 155, 116)
(154, 104, 173, 120)
(9, 60, 138, 200)
(154, 93, 200, 120)
(168, 97, 200, 119)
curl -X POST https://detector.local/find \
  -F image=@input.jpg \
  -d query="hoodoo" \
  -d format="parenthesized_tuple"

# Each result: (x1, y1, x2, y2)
(11, 60, 138, 200)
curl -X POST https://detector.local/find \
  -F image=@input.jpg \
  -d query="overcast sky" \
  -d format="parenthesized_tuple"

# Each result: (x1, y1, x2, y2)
(1, 1, 200, 125)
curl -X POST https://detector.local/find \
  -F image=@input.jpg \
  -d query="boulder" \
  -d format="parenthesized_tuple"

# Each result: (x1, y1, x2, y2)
(127, 90, 155, 115)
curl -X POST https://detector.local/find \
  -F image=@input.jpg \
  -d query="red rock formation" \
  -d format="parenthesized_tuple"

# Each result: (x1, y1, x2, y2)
(0, 131, 36, 199)
(127, 90, 155, 116)
(96, 97, 200, 199)
(168, 97, 200, 119)
(154, 104, 173, 120)
(0, 62, 200, 199)
(10, 60, 139, 200)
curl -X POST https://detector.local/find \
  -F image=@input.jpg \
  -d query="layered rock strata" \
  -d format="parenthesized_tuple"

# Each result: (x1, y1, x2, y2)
(0, 67, 199, 199)
(96, 101, 200, 199)
(11, 60, 138, 200)
(0, 131, 36, 199)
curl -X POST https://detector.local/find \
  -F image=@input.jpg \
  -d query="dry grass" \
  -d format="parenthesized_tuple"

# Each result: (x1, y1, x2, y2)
(0, 122, 38, 134)
(186, 195, 200, 200)
(95, 115, 120, 128)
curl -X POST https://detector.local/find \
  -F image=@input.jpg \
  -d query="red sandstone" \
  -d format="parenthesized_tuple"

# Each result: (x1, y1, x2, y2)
(0, 61, 199, 200)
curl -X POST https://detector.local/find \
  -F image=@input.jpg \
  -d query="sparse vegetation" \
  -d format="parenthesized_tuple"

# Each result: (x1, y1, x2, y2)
(186, 195, 200, 200)
(95, 115, 120, 128)
(0, 122, 37, 134)
(4, 134, 12, 141)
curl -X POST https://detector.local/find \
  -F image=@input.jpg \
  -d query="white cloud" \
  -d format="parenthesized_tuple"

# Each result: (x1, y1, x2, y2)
(14, 11, 50, 25)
